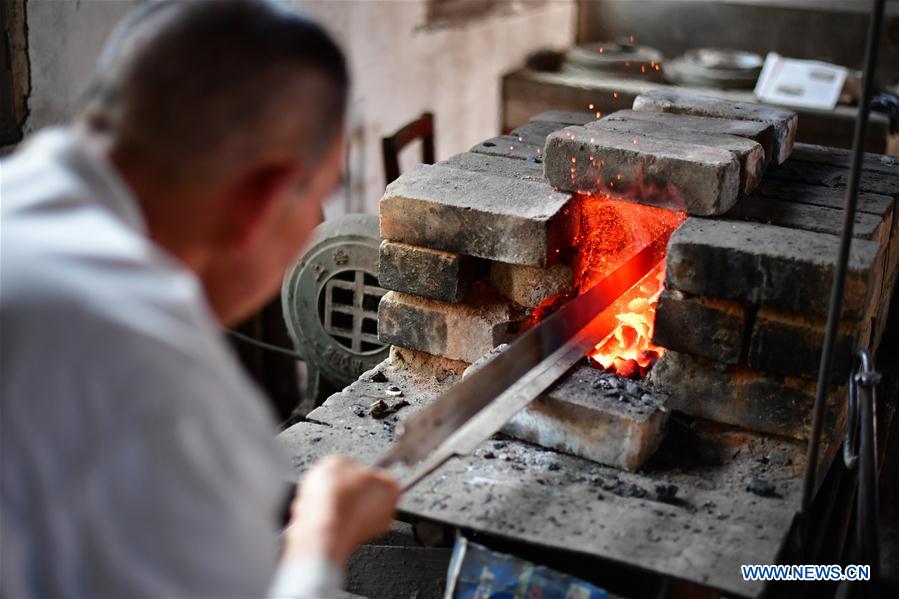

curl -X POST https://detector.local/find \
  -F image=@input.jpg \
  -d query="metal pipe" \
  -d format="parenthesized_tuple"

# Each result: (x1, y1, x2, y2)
(800, 0, 887, 530)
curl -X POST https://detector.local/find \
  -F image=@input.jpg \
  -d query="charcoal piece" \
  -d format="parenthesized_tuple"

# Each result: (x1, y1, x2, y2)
(369, 371, 389, 383)
(369, 399, 409, 420)
(654, 484, 680, 504)
(746, 478, 780, 498)
(369, 400, 389, 418)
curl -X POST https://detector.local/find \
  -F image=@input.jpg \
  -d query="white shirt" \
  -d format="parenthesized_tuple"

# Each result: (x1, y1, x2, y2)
(1, 129, 337, 598)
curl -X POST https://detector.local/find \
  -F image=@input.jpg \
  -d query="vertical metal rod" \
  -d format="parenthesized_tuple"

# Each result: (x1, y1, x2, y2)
(856, 355, 880, 596)
(800, 0, 887, 527)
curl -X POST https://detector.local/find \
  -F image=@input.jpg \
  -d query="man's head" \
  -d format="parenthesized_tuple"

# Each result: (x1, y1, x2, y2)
(79, 0, 348, 324)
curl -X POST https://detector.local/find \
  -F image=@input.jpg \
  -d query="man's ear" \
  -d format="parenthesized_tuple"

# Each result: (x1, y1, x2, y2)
(221, 161, 303, 248)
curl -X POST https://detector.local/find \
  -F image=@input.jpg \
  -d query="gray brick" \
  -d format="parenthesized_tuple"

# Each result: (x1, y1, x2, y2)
(378, 241, 480, 303)
(380, 164, 573, 267)
(510, 120, 569, 146)
(439, 152, 544, 181)
(503, 366, 669, 470)
(665, 218, 880, 320)
(529, 110, 596, 126)
(544, 125, 741, 216)
(767, 160, 899, 197)
(648, 351, 843, 440)
(588, 116, 765, 194)
(789, 142, 899, 177)
(748, 308, 855, 383)
(377, 284, 526, 363)
(632, 90, 797, 164)
(727, 195, 888, 243)
(489, 261, 573, 308)
(652, 290, 747, 364)
(471, 135, 543, 162)
(756, 180, 894, 220)
(603, 109, 775, 165)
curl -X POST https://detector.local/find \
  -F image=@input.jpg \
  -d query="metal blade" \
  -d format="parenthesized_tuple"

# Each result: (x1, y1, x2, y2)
(377, 233, 669, 483)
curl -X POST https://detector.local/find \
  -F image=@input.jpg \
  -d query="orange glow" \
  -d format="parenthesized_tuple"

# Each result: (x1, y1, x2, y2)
(587, 266, 666, 378)
(575, 196, 684, 377)
(524, 195, 685, 377)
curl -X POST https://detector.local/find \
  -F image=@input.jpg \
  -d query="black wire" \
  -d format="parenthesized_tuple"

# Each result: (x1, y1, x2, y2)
(226, 329, 306, 361)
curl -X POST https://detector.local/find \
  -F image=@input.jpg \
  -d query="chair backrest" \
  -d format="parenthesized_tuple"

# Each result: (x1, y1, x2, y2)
(381, 112, 435, 185)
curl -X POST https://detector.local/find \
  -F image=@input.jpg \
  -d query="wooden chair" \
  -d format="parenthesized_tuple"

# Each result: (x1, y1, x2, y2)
(382, 112, 435, 185)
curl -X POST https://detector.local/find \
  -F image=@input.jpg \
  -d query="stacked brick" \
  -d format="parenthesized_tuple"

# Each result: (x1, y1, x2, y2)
(540, 90, 898, 442)
(378, 90, 898, 466)
(377, 111, 671, 469)
(377, 118, 582, 364)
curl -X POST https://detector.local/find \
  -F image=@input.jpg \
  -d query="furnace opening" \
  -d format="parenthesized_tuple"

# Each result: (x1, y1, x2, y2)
(528, 194, 686, 378)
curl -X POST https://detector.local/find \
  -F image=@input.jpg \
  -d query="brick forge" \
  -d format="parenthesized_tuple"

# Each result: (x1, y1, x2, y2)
(371, 90, 898, 473)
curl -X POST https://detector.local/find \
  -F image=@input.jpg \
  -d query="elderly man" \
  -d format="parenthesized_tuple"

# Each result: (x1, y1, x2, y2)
(0, 1, 399, 597)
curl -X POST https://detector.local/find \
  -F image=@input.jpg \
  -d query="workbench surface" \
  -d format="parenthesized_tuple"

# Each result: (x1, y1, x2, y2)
(278, 354, 807, 598)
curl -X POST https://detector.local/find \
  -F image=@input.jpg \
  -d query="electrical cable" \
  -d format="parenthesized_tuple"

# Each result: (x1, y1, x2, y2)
(226, 329, 306, 360)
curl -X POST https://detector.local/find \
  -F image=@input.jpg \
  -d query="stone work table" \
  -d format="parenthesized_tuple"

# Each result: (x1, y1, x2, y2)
(278, 350, 807, 598)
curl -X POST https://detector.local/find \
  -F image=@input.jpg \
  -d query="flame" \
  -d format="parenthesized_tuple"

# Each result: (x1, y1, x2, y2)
(575, 196, 684, 377)
(525, 194, 685, 377)
(587, 267, 667, 378)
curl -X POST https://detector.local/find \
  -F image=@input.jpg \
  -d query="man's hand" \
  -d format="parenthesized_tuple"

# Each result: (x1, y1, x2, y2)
(281, 456, 400, 567)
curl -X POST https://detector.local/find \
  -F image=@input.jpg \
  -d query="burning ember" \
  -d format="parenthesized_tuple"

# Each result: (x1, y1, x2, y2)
(527, 195, 685, 378)
(588, 266, 666, 378)
(573, 195, 685, 377)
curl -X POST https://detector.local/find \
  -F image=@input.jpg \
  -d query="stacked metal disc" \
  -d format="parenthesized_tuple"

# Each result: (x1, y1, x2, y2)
(664, 48, 763, 90)
(562, 41, 665, 81)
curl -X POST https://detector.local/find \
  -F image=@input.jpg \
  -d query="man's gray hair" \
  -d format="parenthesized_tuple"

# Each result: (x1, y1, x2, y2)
(80, 0, 348, 184)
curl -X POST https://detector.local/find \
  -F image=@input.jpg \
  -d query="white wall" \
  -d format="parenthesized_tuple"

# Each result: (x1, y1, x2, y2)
(25, 0, 576, 213)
